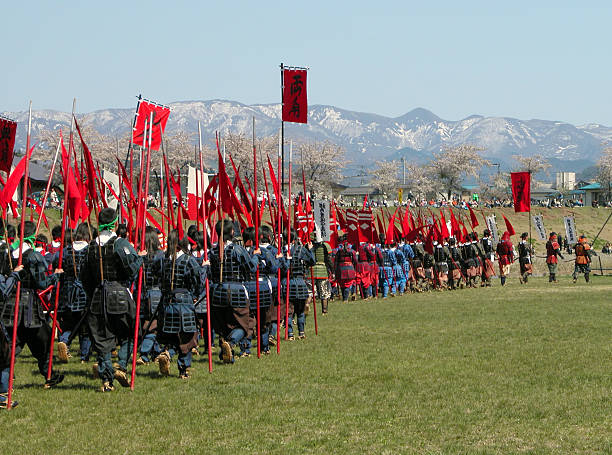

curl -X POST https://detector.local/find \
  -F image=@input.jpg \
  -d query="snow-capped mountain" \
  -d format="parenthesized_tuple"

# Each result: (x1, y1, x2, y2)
(3, 100, 608, 172)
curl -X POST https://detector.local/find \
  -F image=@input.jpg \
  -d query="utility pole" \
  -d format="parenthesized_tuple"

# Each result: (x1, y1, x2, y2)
(402, 157, 406, 185)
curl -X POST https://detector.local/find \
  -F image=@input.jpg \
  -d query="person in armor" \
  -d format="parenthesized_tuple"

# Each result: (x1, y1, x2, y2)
(282, 228, 315, 339)
(0, 221, 65, 395)
(259, 225, 284, 348)
(461, 236, 479, 288)
(334, 237, 358, 301)
(356, 241, 374, 299)
(545, 232, 564, 283)
(398, 240, 414, 292)
(517, 232, 533, 284)
(433, 241, 449, 289)
(81, 208, 145, 392)
(137, 227, 165, 365)
(479, 229, 495, 287)
(411, 238, 427, 291)
(0, 262, 25, 408)
(391, 242, 407, 295)
(447, 237, 464, 290)
(422, 243, 435, 289)
(237, 227, 278, 357)
(572, 235, 593, 283)
(209, 219, 259, 364)
(308, 231, 333, 312)
(496, 231, 514, 286)
(378, 235, 397, 298)
(152, 230, 205, 378)
(189, 229, 213, 355)
(55, 223, 92, 363)
(370, 242, 383, 298)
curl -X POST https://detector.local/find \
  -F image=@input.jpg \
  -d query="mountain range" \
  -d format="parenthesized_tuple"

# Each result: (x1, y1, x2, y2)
(3, 100, 609, 180)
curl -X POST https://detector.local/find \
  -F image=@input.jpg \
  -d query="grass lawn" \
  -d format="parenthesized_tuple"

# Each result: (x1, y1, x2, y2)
(1, 276, 610, 454)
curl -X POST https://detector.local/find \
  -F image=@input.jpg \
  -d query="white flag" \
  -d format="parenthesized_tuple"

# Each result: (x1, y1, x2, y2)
(103, 169, 120, 210)
(532, 215, 546, 241)
(563, 216, 577, 244)
(313, 200, 330, 241)
(486, 215, 499, 244)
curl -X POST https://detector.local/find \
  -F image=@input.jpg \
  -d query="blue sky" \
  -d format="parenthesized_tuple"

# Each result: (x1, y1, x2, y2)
(3, 2, 611, 125)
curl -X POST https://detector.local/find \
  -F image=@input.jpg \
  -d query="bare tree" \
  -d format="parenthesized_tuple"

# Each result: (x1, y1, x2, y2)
(479, 171, 510, 200)
(403, 163, 434, 200)
(429, 145, 490, 199)
(296, 141, 347, 197)
(512, 154, 551, 189)
(369, 160, 400, 197)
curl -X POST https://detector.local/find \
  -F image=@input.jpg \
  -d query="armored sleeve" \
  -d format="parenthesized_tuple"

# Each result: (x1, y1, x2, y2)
(0, 271, 20, 299)
(114, 237, 144, 280)
(25, 250, 59, 289)
(186, 256, 205, 299)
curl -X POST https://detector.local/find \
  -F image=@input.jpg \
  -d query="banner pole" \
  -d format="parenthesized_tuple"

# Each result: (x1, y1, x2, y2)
(7, 101, 32, 410)
(280, 63, 285, 194)
(198, 122, 212, 373)
(253, 116, 261, 358)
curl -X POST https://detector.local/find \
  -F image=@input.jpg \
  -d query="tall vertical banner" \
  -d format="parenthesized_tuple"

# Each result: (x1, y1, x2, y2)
(132, 99, 171, 151)
(486, 215, 499, 244)
(511, 171, 531, 212)
(103, 169, 120, 210)
(532, 214, 546, 240)
(563, 216, 578, 244)
(0, 118, 17, 174)
(313, 199, 330, 241)
(282, 69, 308, 124)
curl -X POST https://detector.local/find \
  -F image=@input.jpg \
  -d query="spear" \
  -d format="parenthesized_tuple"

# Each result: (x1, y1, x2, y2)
(130, 115, 153, 389)
(252, 117, 261, 358)
(302, 168, 318, 335)
(46, 128, 71, 381)
(198, 121, 212, 373)
(276, 131, 282, 354)
(284, 141, 292, 340)
(7, 101, 32, 410)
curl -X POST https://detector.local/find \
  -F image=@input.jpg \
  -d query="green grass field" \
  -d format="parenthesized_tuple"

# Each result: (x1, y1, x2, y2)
(1, 276, 610, 454)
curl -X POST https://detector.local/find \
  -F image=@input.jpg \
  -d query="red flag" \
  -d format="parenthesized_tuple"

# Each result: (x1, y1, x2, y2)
(468, 205, 479, 229)
(282, 69, 308, 124)
(424, 225, 435, 254)
(65, 168, 82, 229)
(449, 209, 461, 239)
(439, 210, 450, 238)
(74, 118, 98, 207)
(362, 194, 368, 210)
(0, 118, 17, 174)
(385, 207, 399, 244)
(502, 214, 516, 236)
(0, 144, 34, 209)
(132, 100, 170, 151)
(511, 172, 531, 212)
(228, 154, 253, 213)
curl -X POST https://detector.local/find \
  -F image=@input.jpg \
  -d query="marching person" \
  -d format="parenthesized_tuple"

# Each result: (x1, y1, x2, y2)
(517, 232, 533, 284)
(284, 229, 315, 339)
(137, 227, 164, 365)
(0, 221, 65, 396)
(334, 237, 358, 302)
(153, 229, 205, 378)
(209, 219, 258, 364)
(496, 231, 514, 286)
(480, 229, 495, 287)
(55, 223, 92, 364)
(572, 235, 593, 283)
(545, 232, 564, 283)
(309, 231, 333, 313)
(81, 208, 145, 392)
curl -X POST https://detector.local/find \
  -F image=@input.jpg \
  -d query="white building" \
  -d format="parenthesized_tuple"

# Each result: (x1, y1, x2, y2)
(555, 172, 575, 190)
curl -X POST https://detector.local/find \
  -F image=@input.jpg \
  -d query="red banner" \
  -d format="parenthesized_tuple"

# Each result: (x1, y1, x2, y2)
(510, 171, 531, 212)
(282, 69, 308, 124)
(0, 118, 17, 174)
(132, 100, 171, 151)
